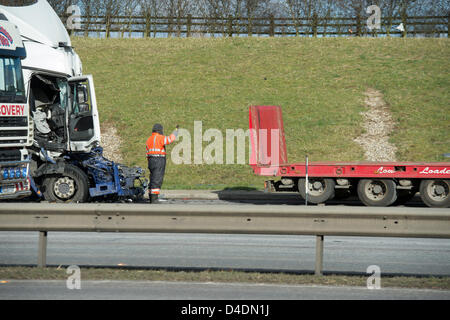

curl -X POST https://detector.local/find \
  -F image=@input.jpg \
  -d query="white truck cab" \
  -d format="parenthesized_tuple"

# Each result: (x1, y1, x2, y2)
(0, 0, 101, 156)
(0, 1, 146, 203)
(0, 18, 31, 199)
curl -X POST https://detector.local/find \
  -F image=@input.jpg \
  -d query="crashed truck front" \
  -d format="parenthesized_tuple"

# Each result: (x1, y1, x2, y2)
(0, 0, 99, 154)
(0, 17, 32, 199)
(0, 0, 147, 202)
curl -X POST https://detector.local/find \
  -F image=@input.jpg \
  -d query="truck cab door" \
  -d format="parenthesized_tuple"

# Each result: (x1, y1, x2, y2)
(67, 75, 101, 152)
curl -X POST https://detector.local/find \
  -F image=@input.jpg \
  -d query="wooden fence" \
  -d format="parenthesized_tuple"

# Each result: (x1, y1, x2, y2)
(63, 14, 449, 38)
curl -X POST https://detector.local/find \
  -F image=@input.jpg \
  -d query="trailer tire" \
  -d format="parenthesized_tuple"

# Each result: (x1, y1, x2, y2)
(357, 179, 397, 207)
(419, 180, 449, 208)
(42, 165, 89, 203)
(298, 178, 335, 204)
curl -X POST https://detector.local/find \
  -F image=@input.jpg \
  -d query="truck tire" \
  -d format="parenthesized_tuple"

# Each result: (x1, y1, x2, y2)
(42, 164, 89, 203)
(298, 178, 335, 204)
(419, 180, 449, 208)
(357, 179, 397, 207)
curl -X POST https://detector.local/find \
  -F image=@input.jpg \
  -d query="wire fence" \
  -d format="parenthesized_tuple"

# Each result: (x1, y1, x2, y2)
(63, 14, 449, 38)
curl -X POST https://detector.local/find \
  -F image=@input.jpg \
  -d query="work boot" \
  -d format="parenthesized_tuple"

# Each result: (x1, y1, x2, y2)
(150, 194, 159, 204)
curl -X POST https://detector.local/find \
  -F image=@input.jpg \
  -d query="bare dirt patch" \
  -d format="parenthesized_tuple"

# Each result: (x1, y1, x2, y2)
(354, 88, 397, 162)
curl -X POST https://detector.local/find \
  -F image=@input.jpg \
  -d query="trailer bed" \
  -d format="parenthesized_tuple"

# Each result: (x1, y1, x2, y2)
(248, 106, 450, 207)
(253, 161, 450, 179)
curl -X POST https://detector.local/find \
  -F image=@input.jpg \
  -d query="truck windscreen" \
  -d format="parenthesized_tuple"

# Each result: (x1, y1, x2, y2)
(0, 56, 26, 103)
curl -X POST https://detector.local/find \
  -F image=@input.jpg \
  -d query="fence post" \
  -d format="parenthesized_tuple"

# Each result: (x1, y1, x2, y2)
(84, 15, 90, 38)
(269, 15, 275, 37)
(120, 16, 125, 38)
(401, 13, 408, 38)
(248, 17, 252, 37)
(356, 14, 362, 37)
(128, 14, 133, 38)
(386, 17, 392, 37)
(168, 16, 173, 38)
(105, 14, 111, 38)
(176, 16, 182, 37)
(312, 13, 318, 38)
(37, 231, 47, 268)
(315, 235, 324, 276)
(228, 15, 233, 37)
(187, 14, 192, 37)
(144, 14, 150, 38)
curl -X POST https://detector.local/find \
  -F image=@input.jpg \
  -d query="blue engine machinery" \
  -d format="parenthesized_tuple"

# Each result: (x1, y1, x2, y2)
(68, 147, 147, 201)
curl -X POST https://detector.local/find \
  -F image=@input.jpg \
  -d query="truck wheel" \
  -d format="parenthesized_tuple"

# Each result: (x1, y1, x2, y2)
(298, 178, 335, 204)
(357, 179, 397, 207)
(419, 180, 449, 208)
(42, 165, 89, 203)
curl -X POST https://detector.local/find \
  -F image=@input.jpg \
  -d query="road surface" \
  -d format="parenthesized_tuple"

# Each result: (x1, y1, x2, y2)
(1, 231, 449, 276)
(0, 280, 449, 300)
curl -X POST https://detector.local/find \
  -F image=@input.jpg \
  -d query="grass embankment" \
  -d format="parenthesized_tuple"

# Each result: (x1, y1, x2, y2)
(1, 267, 449, 290)
(72, 37, 449, 189)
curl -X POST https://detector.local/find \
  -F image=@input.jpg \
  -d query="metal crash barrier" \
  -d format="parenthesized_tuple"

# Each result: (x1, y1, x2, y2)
(0, 203, 449, 275)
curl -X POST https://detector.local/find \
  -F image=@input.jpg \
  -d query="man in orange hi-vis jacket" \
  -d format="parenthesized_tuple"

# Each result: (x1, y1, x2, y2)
(146, 123, 179, 203)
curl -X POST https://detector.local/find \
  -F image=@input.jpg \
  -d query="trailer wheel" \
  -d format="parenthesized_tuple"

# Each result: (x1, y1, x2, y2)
(42, 165, 89, 203)
(419, 180, 449, 208)
(357, 179, 397, 207)
(298, 178, 335, 204)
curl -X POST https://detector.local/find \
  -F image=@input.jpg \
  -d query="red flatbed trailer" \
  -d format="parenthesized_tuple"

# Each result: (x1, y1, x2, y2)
(248, 106, 450, 208)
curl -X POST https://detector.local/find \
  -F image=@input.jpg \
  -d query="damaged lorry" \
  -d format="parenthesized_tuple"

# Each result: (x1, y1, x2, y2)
(0, 0, 146, 202)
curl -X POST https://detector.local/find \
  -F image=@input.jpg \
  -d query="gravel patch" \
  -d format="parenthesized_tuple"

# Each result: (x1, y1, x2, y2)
(100, 124, 124, 163)
(354, 88, 397, 162)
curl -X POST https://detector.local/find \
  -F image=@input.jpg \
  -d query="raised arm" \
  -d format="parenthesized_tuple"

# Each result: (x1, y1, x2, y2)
(163, 125, 179, 145)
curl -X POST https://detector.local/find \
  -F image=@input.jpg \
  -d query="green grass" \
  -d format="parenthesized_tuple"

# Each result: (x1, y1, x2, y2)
(1, 267, 449, 290)
(72, 37, 450, 189)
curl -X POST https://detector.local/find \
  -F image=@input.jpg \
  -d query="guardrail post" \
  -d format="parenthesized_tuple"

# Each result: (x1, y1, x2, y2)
(37, 231, 48, 268)
(315, 235, 324, 276)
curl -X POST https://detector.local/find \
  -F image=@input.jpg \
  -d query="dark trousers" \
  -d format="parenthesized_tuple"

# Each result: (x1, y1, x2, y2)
(147, 156, 166, 193)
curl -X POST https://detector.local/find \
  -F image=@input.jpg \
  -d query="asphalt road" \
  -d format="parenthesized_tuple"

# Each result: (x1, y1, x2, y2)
(1, 198, 449, 300)
(1, 280, 449, 300)
(1, 231, 449, 276)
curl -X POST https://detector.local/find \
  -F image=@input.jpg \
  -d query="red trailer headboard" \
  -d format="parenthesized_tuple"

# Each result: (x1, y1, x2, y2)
(249, 106, 288, 168)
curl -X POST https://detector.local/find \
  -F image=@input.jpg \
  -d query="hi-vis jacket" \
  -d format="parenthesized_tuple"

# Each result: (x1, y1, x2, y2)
(146, 131, 177, 157)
